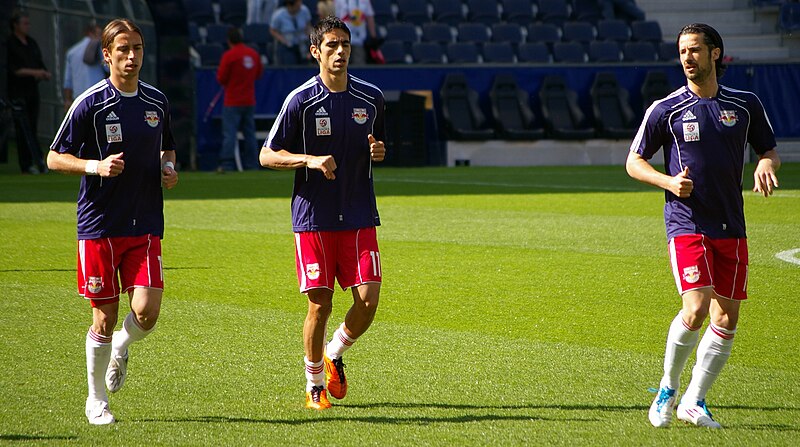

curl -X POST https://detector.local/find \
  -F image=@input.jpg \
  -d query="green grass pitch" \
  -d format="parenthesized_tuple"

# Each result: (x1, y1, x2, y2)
(0, 163, 798, 446)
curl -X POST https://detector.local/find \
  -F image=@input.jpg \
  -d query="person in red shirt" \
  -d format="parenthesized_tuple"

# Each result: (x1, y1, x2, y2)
(216, 27, 263, 172)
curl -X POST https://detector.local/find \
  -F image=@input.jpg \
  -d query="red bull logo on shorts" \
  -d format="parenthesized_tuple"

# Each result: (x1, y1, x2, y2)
(682, 265, 700, 284)
(306, 263, 320, 280)
(87, 276, 104, 294)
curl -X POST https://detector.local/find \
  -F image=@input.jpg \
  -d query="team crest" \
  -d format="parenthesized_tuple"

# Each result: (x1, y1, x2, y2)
(682, 266, 700, 284)
(145, 111, 160, 128)
(87, 276, 104, 294)
(719, 110, 737, 127)
(352, 108, 368, 125)
(306, 263, 320, 280)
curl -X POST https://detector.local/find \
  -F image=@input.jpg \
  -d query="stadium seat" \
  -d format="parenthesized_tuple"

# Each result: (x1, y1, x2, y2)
(446, 42, 481, 63)
(372, 0, 395, 27)
(753, 0, 785, 21)
(589, 72, 638, 139)
(640, 70, 675, 112)
(562, 21, 596, 51)
(623, 41, 658, 62)
(537, 0, 571, 26)
(571, 0, 604, 24)
(396, 0, 430, 26)
(631, 20, 663, 44)
(501, 0, 535, 26)
(220, 0, 247, 27)
(439, 73, 495, 140)
(538, 75, 595, 139)
(517, 42, 552, 63)
(596, 19, 631, 43)
(205, 24, 229, 45)
(412, 41, 446, 64)
(658, 41, 678, 61)
(380, 40, 410, 64)
(489, 73, 545, 140)
(196, 43, 225, 66)
(466, 0, 501, 25)
(431, 0, 465, 27)
(422, 23, 454, 44)
(588, 40, 622, 62)
(482, 42, 516, 63)
(243, 23, 273, 56)
(457, 23, 491, 45)
(527, 23, 562, 49)
(491, 23, 524, 46)
(186, 0, 215, 26)
(385, 22, 419, 51)
(553, 41, 587, 63)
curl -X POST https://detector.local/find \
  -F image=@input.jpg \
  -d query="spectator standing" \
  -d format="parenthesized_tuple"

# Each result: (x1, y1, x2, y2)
(334, 0, 377, 65)
(270, 0, 313, 65)
(63, 22, 106, 112)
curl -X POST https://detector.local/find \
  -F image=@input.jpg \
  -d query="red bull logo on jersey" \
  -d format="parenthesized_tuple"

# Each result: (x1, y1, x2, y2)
(719, 110, 737, 127)
(306, 263, 320, 280)
(145, 111, 160, 128)
(682, 266, 700, 284)
(87, 276, 104, 294)
(352, 108, 368, 125)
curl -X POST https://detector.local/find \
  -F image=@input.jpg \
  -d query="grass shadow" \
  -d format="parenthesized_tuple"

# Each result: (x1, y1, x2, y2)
(0, 434, 78, 441)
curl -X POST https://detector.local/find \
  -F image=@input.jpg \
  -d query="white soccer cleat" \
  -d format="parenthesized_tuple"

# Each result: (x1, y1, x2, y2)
(648, 386, 677, 428)
(105, 349, 128, 393)
(85, 399, 115, 425)
(677, 400, 722, 429)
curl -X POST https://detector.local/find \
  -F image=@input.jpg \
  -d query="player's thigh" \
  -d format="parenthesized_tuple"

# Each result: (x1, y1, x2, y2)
(295, 231, 336, 292)
(78, 238, 122, 303)
(118, 235, 164, 294)
(669, 234, 714, 295)
(336, 227, 382, 290)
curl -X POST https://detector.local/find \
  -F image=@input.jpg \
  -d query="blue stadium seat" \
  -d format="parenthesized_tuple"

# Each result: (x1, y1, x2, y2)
(457, 23, 491, 45)
(431, 0, 464, 27)
(439, 72, 495, 139)
(412, 42, 446, 64)
(527, 23, 562, 48)
(538, 75, 595, 139)
(397, 0, 430, 26)
(205, 24, 229, 45)
(186, 0, 215, 26)
(658, 41, 678, 61)
(623, 41, 658, 62)
(491, 23, 524, 45)
(562, 21, 596, 51)
(517, 42, 551, 63)
(372, 0, 395, 27)
(385, 22, 419, 50)
(779, 2, 800, 39)
(220, 0, 247, 27)
(590, 72, 638, 138)
(571, 0, 604, 24)
(196, 43, 225, 66)
(447, 42, 481, 63)
(380, 40, 410, 64)
(482, 42, 516, 63)
(640, 70, 674, 112)
(553, 41, 587, 63)
(589, 40, 622, 62)
(243, 23, 273, 56)
(537, 0, 571, 26)
(501, 0, 535, 26)
(422, 22, 454, 44)
(631, 20, 663, 44)
(466, 0, 501, 25)
(489, 73, 545, 139)
(596, 19, 631, 43)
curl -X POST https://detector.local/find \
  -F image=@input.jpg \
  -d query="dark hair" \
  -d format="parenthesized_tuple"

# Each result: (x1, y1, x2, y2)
(227, 26, 243, 44)
(310, 15, 350, 48)
(102, 18, 144, 51)
(10, 8, 28, 31)
(677, 23, 726, 78)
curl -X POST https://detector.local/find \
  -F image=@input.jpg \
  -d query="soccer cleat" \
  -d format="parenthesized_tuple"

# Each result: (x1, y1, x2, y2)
(85, 399, 115, 425)
(677, 400, 722, 429)
(324, 354, 347, 399)
(648, 386, 677, 428)
(305, 385, 332, 410)
(105, 349, 128, 393)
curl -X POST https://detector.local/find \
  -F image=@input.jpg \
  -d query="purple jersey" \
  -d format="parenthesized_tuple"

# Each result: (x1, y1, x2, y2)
(267, 74, 385, 232)
(631, 85, 776, 240)
(50, 79, 176, 240)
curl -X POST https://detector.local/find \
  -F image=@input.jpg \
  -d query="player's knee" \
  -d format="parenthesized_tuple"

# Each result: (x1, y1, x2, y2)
(134, 307, 160, 330)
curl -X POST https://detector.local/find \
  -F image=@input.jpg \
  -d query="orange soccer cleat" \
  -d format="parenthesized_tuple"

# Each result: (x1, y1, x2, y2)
(324, 355, 348, 399)
(305, 385, 332, 410)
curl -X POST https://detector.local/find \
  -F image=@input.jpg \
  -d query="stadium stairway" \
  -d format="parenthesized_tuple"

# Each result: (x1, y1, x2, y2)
(637, 0, 791, 61)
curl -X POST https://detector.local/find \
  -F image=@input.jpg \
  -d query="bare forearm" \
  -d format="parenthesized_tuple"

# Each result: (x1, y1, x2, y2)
(47, 151, 92, 175)
(160, 150, 176, 167)
(260, 147, 309, 170)
(626, 153, 671, 190)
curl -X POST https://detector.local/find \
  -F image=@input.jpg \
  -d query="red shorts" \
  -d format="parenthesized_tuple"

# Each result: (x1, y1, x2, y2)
(669, 234, 748, 300)
(77, 235, 164, 307)
(294, 227, 382, 292)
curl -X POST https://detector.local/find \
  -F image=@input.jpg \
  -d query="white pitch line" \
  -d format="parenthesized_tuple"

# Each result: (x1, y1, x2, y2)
(776, 248, 800, 266)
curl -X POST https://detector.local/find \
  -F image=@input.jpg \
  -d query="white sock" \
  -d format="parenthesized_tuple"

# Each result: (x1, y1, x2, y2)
(304, 357, 325, 392)
(86, 328, 112, 402)
(112, 312, 154, 356)
(326, 323, 356, 360)
(682, 324, 735, 404)
(660, 312, 701, 390)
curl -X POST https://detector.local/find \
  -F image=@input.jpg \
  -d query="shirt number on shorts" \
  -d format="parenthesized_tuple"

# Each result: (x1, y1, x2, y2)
(369, 251, 381, 277)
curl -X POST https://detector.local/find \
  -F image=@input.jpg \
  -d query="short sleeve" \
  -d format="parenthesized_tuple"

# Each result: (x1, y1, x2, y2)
(746, 95, 777, 155)
(630, 104, 666, 160)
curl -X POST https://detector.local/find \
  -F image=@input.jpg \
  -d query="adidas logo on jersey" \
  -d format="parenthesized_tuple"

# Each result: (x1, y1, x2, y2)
(315, 107, 328, 116)
(682, 110, 697, 121)
(106, 111, 120, 121)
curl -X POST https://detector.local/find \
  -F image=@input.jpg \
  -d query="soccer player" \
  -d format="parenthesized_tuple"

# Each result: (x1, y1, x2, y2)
(260, 15, 385, 410)
(627, 23, 780, 429)
(47, 18, 178, 425)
